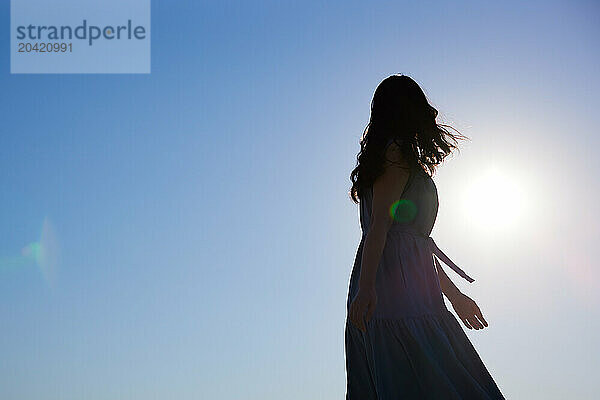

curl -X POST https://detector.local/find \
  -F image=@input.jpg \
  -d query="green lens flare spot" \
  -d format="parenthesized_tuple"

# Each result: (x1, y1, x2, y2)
(389, 199, 418, 223)
(21, 242, 42, 262)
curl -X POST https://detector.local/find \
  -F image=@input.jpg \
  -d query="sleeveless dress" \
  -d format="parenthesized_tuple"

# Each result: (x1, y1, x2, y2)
(345, 141, 505, 400)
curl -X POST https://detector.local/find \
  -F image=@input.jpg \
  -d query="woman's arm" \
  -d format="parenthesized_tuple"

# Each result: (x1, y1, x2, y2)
(349, 142, 411, 332)
(436, 263, 489, 330)
(437, 263, 462, 302)
(357, 168, 410, 290)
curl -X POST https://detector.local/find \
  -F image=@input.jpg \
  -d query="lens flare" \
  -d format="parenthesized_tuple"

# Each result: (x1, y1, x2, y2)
(0, 217, 59, 287)
(389, 199, 418, 223)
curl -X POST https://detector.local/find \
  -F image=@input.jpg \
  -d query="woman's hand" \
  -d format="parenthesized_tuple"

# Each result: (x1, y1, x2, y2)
(449, 292, 488, 330)
(348, 287, 377, 333)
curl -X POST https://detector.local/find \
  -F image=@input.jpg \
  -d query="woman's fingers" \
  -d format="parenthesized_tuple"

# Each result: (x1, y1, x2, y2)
(477, 315, 488, 328)
(454, 298, 488, 330)
(475, 307, 488, 327)
(469, 316, 483, 330)
(462, 318, 472, 329)
(468, 305, 487, 329)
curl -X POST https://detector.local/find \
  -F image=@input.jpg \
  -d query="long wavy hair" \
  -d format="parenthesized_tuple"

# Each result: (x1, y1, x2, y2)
(349, 74, 469, 203)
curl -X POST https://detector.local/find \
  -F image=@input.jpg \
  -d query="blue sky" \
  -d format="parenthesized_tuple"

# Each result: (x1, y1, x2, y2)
(1, 1, 599, 399)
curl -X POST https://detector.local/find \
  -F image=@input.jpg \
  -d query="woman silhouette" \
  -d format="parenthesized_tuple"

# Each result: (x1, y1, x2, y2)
(345, 75, 504, 399)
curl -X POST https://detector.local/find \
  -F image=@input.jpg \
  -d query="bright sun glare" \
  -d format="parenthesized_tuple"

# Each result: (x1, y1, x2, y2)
(462, 166, 529, 232)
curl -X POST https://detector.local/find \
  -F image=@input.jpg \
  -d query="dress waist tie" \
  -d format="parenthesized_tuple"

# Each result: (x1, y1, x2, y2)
(427, 236, 475, 283)
(364, 228, 476, 283)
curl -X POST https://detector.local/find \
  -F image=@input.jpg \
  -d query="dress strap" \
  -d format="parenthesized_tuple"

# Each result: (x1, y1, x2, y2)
(428, 237, 475, 283)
